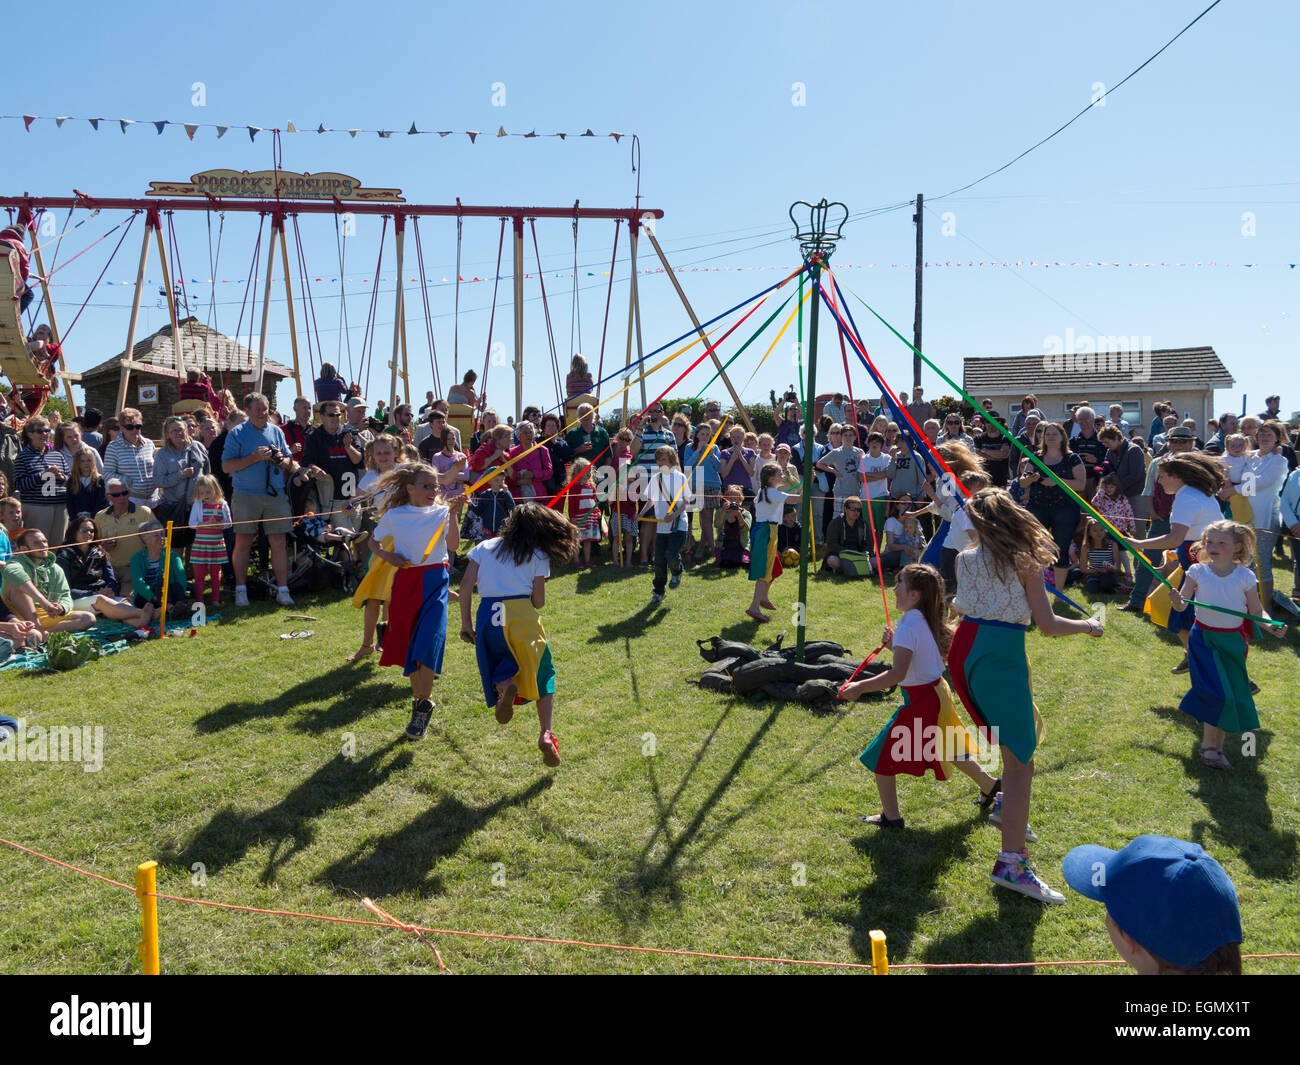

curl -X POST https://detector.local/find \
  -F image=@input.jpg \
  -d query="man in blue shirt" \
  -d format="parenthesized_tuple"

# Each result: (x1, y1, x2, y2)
(222, 392, 302, 607)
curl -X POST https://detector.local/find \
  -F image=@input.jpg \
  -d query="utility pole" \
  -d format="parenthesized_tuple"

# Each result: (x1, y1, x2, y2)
(912, 193, 923, 392)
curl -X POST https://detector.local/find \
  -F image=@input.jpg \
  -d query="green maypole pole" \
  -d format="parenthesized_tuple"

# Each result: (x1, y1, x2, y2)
(790, 199, 847, 661)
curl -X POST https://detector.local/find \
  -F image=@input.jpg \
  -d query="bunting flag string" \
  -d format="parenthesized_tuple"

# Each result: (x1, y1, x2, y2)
(0, 112, 630, 144)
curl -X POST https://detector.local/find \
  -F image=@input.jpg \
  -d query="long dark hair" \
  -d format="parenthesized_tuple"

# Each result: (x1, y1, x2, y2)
(496, 501, 580, 566)
(1160, 453, 1227, 497)
(898, 563, 953, 656)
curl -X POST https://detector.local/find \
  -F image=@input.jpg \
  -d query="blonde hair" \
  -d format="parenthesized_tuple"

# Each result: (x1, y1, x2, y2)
(365, 434, 397, 470)
(400, 443, 421, 463)
(571, 457, 594, 482)
(193, 473, 224, 504)
(654, 444, 680, 468)
(963, 487, 1058, 579)
(936, 441, 984, 479)
(1200, 519, 1255, 566)
(73, 445, 101, 484)
(376, 463, 438, 516)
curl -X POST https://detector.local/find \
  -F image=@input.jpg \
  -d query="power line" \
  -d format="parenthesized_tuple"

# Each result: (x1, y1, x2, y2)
(928, 0, 1226, 204)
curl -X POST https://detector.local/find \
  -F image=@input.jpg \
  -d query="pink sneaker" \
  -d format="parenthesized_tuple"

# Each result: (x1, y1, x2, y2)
(990, 849, 1064, 904)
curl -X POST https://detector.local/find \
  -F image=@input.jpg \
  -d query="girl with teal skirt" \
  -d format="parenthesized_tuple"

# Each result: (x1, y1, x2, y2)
(746, 462, 800, 624)
(1167, 520, 1266, 770)
(841, 563, 1001, 829)
(949, 488, 1104, 904)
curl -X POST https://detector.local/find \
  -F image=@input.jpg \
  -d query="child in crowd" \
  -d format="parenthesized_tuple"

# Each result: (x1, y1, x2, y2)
(610, 428, 640, 567)
(187, 475, 230, 609)
(1168, 521, 1265, 770)
(1219, 434, 1253, 523)
(777, 502, 802, 555)
(129, 521, 189, 614)
(298, 505, 356, 546)
(369, 464, 464, 740)
(880, 498, 916, 571)
(842, 563, 1002, 828)
(1062, 835, 1242, 974)
(941, 470, 991, 597)
(459, 467, 515, 545)
(860, 431, 892, 531)
(1080, 517, 1122, 594)
(460, 503, 580, 767)
(746, 462, 800, 623)
(714, 484, 751, 569)
(649, 445, 692, 606)
(566, 458, 602, 565)
(949, 488, 1104, 903)
(347, 436, 403, 661)
(1090, 472, 1136, 581)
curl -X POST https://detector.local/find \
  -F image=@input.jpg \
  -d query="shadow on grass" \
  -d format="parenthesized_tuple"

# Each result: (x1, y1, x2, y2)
(1144, 709, 1295, 880)
(321, 776, 553, 900)
(194, 662, 402, 733)
(827, 817, 984, 963)
(159, 742, 413, 884)
(919, 890, 1049, 971)
(588, 602, 669, 643)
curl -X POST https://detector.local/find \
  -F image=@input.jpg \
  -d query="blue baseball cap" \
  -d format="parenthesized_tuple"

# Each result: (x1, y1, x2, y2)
(1062, 835, 1241, 969)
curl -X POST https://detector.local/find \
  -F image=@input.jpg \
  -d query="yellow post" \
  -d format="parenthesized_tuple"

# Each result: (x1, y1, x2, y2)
(157, 520, 175, 639)
(136, 860, 160, 975)
(869, 929, 888, 975)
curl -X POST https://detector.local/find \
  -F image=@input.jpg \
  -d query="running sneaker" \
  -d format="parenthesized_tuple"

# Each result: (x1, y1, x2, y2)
(990, 850, 1065, 904)
(539, 730, 561, 767)
(650, 593, 664, 606)
(276, 588, 295, 607)
(1171, 654, 1190, 675)
(668, 571, 682, 590)
(987, 793, 1038, 843)
(233, 587, 250, 608)
(404, 699, 434, 741)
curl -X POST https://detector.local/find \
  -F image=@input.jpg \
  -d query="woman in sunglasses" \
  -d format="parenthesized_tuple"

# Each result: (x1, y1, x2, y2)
(12, 415, 71, 546)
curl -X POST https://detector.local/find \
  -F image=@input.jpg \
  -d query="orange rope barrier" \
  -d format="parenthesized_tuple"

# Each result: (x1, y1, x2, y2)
(5, 838, 1298, 972)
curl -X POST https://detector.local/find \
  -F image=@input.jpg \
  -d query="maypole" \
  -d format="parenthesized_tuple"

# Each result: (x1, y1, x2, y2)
(789, 199, 847, 661)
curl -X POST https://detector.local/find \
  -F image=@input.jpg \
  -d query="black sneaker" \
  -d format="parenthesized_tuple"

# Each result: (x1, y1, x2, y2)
(1171, 654, 1190, 675)
(375, 622, 388, 649)
(1248, 680, 1260, 696)
(404, 699, 434, 740)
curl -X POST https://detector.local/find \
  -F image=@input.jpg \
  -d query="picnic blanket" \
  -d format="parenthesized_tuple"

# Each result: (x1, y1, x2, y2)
(0, 615, 219, 672)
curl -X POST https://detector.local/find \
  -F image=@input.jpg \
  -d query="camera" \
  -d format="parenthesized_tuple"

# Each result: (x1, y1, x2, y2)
(728, 501, 740, 511)
(266, 447, 284, 464)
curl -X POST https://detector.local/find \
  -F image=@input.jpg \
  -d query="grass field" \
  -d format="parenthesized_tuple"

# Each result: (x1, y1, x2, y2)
(2, 552, 1298, 974)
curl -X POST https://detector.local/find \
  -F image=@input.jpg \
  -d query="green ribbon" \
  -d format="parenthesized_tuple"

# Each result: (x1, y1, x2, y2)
(835, 278, 1283, 629)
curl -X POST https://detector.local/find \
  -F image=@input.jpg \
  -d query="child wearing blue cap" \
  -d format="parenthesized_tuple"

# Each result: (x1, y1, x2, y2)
(1062, 835, 1242, 974)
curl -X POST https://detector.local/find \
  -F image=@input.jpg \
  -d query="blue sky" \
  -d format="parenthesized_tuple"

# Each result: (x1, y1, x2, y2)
(5, 0, 1296, 420)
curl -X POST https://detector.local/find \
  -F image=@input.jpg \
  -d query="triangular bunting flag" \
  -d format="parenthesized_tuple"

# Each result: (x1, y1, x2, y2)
(378, 130, 392, 138)
(89, 118, 100, 130)
(524, 130, 537, 138)
(557, 132, 566, 140)
(154, 121, 166, 134)
(497, 126, 507, 137)
(120, 119, 134, 133)
(408, 123, 419, 135)
(438, 131, 451, 137)
(22, 115, 35, 131)
(286, 120, 297, 132)
(467, 131, 479, 143)
(55, 116, 69, 127)
(216, 126, 228, 138)
(349, 129, 359, 138)
(317, 123, 326, 134)
(248, 126, 261, 141)
(184, 123, 198, 140)
(581, 129, 594, 137)
(610, 132, 622, 142)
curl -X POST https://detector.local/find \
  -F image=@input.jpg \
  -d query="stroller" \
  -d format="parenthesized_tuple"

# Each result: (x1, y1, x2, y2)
(245, 481, 363, 598)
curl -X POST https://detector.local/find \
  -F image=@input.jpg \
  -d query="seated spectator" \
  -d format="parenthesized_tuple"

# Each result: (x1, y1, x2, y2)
(1, 529, 97, 634)
(129, 521, 189, 614)
(298, 505, 357, 546)
(713, 484, 752, 569)
(823, 495, 872, 574)
(178, 370, 223, 411)
(314, 361, 349, 404)
(447, 370, 478, 408)
(56, 514, 156, 627)
(565, 354, 594, 398)
(1062, 836, 1242, 975)
(95, 479, 155, 601)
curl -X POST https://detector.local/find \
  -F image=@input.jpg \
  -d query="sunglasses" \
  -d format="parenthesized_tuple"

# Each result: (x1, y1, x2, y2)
(123, 424, 143, 430)
(846, 505, 862, 512)
(30, 427, 50, 435)
(109, 490, 130, 498)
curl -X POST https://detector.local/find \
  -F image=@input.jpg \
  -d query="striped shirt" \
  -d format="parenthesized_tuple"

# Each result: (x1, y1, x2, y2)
(635, 426, 674, 470)
(13, 446, 71, 506)
(104, 435, 158, 501)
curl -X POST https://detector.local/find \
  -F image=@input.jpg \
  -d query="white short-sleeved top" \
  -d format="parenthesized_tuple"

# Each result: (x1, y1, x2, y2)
(373, 503, 451, 565)
(468, 538, 550, 597)
(1185, 562, 1256, 628)
(649, 468, 691, 534)
(859, 452, 891, 500)
(754, 487, 793, 525)
(953, 545, 1031, 625)
(946, 506, 975, 554)
(892, 608, 944, 686)
(1169, 487, 1224, 543)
